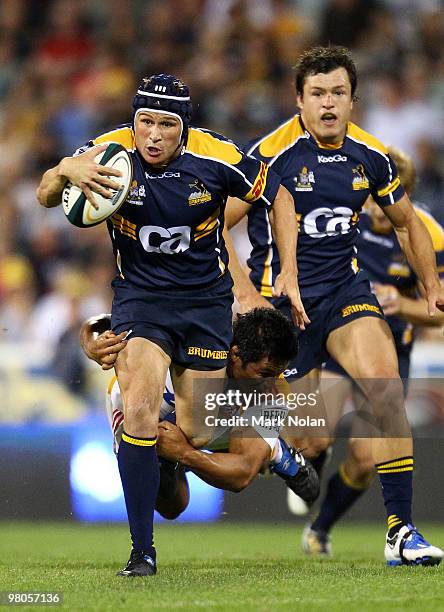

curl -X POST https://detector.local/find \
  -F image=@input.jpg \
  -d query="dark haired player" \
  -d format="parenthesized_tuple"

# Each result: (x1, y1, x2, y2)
(81, 309, 319, 538)
(37, 73, 307, 577)
(226, 47, 444, 565)
(302, 146, 444, 556)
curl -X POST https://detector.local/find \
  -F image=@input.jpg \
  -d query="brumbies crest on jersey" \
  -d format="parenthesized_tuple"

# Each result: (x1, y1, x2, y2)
(246, 115, 405, 299)
(82, 125, 280, 290)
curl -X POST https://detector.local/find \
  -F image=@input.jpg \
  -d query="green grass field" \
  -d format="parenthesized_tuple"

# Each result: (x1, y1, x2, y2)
(1, 522, 443, 611)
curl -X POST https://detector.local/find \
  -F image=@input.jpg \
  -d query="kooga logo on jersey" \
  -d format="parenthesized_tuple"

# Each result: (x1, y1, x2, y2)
(318, 154, 347, 163)
(145, 171, 181, 179)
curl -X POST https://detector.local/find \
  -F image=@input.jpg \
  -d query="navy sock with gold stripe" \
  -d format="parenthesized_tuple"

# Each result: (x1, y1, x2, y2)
(311, 463, 367, 534)
(118, 431, 160, 559)
(376, 456, 413, 535)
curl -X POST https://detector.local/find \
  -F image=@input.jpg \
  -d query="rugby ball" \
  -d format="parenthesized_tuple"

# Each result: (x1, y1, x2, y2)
(62, 142, 133, 228)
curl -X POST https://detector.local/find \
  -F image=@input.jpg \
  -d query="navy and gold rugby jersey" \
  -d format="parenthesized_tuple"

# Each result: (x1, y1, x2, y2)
(83, 124, 280, 290)
(358, 206, 444, 347)
(246, 115, 405, 298)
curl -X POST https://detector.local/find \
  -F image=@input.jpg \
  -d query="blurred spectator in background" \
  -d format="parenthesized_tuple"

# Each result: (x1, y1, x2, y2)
(319, 0, 387, 49)
(362, 70, 443, 162)
(0, 254, 36, 342)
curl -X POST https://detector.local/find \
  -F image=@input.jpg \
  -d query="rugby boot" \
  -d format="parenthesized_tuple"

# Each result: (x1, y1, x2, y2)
(302, 525, 332, 557)
(271, 439, 320, 503)
(384, 524, 443, 566)
(117, 549, 157, 577)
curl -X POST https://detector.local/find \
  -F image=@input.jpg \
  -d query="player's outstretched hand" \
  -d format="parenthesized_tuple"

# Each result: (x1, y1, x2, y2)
(237, 289, 274, 313)
(157, 420, 191, 462)
(274, 271, 310, 329)
(425, 282, 444, 316)
(59, 144, 122, 210)
(85, 330, 130, 370)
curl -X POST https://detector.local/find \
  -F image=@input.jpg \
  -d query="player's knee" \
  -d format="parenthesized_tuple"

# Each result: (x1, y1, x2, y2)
(358, 362, 400, 382)
(342, 452, 374, 488)
(349, 440, 373, 468)
(289, 436, 332, 459)
(351, 456, 375, 481)
(345, 465, 374, 489)
(361, 376, 404, 414)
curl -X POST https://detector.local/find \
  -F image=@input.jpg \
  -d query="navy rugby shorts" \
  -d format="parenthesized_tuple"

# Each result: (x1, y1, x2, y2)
(277, 272, 385, 380)
(111, 275, 233, 370)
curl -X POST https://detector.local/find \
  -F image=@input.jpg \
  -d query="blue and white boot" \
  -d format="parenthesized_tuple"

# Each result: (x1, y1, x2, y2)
(270, 439, 320, 504)
(385, 524, 443, 566)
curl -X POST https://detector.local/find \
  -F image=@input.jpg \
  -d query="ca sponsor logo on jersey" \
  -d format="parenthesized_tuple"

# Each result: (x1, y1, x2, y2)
(294, 166, 315, 191)
(352, 164, 369, 190)
(283, 367, 298, 378)
(188, 179, 212, 206)
(317, 154, 347, 163)
(303, 206, 354, 238)
(139, 225, 191, 254)
(145, 171, 181, 179)
(127, 180, 145, 205)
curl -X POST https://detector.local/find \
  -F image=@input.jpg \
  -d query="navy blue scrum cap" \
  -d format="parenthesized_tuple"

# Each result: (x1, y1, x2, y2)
(132, 74, 192, 143)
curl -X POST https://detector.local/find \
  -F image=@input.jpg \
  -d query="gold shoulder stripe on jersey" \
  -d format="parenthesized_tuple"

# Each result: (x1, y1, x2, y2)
(377, 177, 401, 197)
(243, 162, 269, 202)
(94, 127, 135, 149)
(187, 129, 242, 165)
(414, 207, 444, 251)
(347, 122, 388, 155)
(258, 116, 304, 158)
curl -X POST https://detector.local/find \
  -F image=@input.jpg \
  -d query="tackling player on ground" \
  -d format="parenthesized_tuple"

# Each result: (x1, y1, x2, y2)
(80, 308, 319, 533)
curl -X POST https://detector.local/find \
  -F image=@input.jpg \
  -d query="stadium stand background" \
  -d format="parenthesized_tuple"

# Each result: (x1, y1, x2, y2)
(0, 0, 443, 521)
